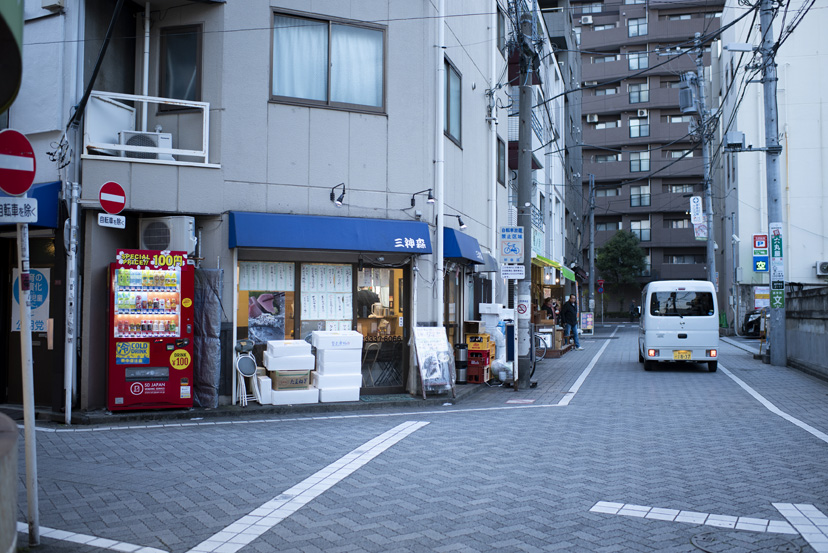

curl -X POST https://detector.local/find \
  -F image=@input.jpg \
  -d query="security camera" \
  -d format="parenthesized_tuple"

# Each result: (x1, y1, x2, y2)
(732, 234, 740, 242)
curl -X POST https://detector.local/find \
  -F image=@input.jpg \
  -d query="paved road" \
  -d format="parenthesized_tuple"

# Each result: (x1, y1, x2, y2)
(15, 325, 828, 552)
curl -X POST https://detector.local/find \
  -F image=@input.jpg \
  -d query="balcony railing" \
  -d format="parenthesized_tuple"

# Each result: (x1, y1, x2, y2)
(82, 91, 215, 167)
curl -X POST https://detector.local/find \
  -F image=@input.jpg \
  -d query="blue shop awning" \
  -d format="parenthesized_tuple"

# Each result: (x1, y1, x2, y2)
(443, 227, 484, 264)
(229, 211, 432, 254)
(0, 180, 61, 229)
(475, 252, 498, 272)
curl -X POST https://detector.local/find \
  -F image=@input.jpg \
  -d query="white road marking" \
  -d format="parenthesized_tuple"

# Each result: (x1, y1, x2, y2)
(774, 503, 828, 552)
(557, 326, 618, 406)
(590, 501, 798, 534)
(186, 420, 428, 553)
(16, 522, 165, 552)
(720, 364, 828, 445)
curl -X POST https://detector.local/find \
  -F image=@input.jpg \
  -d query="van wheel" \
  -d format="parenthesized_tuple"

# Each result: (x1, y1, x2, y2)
(708, 361, 718, 372)
(644, 360, 655, 371)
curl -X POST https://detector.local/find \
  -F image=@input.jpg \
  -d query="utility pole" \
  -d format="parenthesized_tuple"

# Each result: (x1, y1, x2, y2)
(516, 10, 535, 390)
(588, 174, 595, 315)
(759, 0, 786, 366)
(694, 32, 715, 285)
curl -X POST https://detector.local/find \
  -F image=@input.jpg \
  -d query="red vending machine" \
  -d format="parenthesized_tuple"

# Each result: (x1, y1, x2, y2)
(107, 250, 194, 411)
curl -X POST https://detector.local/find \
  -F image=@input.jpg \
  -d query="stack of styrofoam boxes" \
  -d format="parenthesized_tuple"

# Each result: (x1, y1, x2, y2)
(311, 331, 363, 403)
(264, 340, 319, 405)
(255, 367, 271, 405)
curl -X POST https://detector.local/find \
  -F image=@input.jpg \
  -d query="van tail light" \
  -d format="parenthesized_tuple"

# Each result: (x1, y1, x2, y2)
(707, 349, 718, 358)
(648, 349, 659, 357)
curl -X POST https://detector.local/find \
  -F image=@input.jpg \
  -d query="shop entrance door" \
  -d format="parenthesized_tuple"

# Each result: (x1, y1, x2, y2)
(357, 267, 409, 394)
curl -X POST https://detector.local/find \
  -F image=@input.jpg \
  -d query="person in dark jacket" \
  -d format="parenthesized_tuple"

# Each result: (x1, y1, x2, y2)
(561, 294, 583, 350)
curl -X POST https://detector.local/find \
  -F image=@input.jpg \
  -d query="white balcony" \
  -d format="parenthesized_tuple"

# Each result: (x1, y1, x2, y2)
(82, 91, 218, 168)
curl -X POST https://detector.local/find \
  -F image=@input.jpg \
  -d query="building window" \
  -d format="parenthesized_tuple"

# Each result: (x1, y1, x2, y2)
(596, 187, 619, 197)
(670, 184, 695, 193)
(667, 149, 694, 158)
(631, 219, 651, 241)
(664, 218, 690, 228)
(497, 8, 508, 57)
(630, 184, 650, 207)
(595, 87, 617, 96)
(669, 115, 693, 123)
(629, 118, 650, 138)
(629, 83, 649, 103)
(630, 151, 650, 172)
(625, 0, 645, 4)
(497, 137, 506, 186)
(574, 27, 581, 45)
(628, 51, 648, 70)
(664, 254, 704, 264)
(594, 54, 618, 64)
(595, 154, 619, 163)
(628, 18, 648, 37)
(594, 24, 615, 31)
(160, 25, 202, 105)
(668, 14, 693, 21)
(595, 121, 618, 129)
(445, 58, 462, 144)
(272, 13, 385, 110)
(596, 221, 622, 231)
(582, 3, 603, 14)
(662, 80, 682, 88)
(641, 252, 651, 276)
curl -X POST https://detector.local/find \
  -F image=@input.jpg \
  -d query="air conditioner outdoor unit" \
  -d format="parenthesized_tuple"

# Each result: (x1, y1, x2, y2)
(637, 109, 649, 117)
(586, 114, 599, 123)
(119, 131, 175, 161)
(581, 15, 593, 25)
(816, 261, 828, 276)
(139, 216, 197, 254)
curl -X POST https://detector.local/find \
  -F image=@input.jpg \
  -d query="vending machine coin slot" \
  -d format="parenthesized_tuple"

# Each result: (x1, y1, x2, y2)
(125, 367, 170, 382)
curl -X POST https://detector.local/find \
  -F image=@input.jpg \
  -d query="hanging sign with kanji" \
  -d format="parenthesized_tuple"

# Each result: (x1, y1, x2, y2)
(0, 196, 38, 223)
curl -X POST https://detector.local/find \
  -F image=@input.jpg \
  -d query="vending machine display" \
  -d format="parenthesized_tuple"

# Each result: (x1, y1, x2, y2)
(107, 250, 194, 411)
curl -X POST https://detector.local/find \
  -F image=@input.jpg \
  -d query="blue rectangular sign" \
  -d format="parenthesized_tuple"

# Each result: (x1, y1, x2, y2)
(753, 255, 769, 272)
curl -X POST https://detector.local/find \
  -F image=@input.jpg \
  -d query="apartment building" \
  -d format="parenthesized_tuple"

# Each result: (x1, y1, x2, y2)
(572, 0, 724, 306)
(1, 0, 574, 412)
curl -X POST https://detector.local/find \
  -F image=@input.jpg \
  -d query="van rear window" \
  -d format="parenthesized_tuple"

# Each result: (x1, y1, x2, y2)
(649, 291, 714, 316)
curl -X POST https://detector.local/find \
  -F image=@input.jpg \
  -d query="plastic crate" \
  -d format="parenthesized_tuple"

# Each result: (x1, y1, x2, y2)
(468, 350, 492, 367)
(466, 365, 491, 384)
(466, 334, 491, 350)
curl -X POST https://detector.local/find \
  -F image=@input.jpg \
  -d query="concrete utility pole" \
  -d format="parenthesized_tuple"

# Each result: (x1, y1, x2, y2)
(694, 32, 715, 285)
(759, 0, 786, 366)
(588, 174, 595, 314)
(516, 11, 535, 390)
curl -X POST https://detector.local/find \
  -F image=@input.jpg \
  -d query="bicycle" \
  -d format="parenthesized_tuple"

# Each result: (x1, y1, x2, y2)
(533, 332, 548, 361)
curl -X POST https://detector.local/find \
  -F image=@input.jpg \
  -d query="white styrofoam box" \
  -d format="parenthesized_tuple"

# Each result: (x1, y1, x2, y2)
(266, 340, 311, 357)
(317, 360, 361, 375)
(316, 348, 362, 365)
(256, 376, 272, 404)
(479, 303, 504, 314)
(311, 371, 362, 389)
(264, 352, 315, 371)
(311, 330, 363, 350)
(270, 387, 319, 405)
(318, 387, 360, 403)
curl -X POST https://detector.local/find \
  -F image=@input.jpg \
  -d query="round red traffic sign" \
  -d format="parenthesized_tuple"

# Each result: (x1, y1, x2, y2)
(0, 129, 36, 196)
(99, 181, 126, 214)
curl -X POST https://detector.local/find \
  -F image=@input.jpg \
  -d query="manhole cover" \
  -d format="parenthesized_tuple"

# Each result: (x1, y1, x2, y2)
(691, 530, 800, 553)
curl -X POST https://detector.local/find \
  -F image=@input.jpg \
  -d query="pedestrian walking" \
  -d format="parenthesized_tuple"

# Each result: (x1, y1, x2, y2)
(561, 294, 583, 350)
(629, 299, 638, 322)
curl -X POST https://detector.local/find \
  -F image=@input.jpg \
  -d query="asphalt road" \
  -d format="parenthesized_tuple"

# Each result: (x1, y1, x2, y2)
(15, 324, 828, 552)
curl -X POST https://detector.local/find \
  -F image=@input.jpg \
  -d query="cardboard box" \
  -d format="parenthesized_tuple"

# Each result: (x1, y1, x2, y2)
(463, 321, 486, 335)
(270, 388, 319, 405)
(317, 360, 361, 375)
(267, 340, 311, 357)
(318, 387, 360, 403)
(269, 369, 311, 390)
(312, 371, 362, 389)
(316, 348, 362, 365)
(264, 352, 315, 371)
(311, 330, 363, 350)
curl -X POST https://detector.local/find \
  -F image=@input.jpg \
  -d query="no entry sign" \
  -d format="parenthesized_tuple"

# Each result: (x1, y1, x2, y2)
(99, 181, 126, 215)
(0, 129, 36, 196)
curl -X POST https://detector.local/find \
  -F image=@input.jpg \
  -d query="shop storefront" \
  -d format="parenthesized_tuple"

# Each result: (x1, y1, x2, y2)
(442, 228, 485, 346)
(532, 255, 576, 318)
(228, 212, 431, 395)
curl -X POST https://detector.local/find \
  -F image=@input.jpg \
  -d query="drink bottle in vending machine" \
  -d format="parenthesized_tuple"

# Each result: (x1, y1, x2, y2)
(107, 250, 194, 410)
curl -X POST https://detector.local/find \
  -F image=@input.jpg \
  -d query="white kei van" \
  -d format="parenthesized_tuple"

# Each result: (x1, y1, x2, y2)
(638, 280, 719, 372)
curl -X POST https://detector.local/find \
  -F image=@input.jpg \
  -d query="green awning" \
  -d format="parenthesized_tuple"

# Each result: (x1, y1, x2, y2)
(533, 255, 575, 282)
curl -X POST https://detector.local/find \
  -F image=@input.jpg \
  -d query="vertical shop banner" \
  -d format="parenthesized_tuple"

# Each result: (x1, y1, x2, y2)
(769, 223, 785, 308)
(12, 268, 49, 332)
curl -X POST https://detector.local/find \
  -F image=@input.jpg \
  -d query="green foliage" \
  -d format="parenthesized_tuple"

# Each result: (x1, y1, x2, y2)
(596, 231, 647, 290)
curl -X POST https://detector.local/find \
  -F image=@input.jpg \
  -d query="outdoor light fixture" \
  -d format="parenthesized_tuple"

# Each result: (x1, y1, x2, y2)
(453, 215, 467, 230)
(330, 183, 346, 207)
(410, 188, 435, 207)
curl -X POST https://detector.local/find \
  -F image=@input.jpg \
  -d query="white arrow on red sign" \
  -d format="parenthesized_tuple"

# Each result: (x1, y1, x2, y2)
(0, 129, 36, 197)
(99, 181, 126, 215)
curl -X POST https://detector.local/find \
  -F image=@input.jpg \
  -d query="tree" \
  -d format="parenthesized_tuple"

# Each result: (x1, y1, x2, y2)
(596, 231, 647, 301)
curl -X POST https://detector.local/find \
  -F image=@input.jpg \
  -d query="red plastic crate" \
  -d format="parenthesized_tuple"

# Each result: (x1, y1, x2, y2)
(466, 365, 491, 384)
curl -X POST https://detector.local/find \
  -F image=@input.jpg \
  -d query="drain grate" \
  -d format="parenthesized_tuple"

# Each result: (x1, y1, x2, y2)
(691, 530, 800, 553)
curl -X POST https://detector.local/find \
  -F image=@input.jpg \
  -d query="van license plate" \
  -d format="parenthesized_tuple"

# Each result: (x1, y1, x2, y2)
(673, 350, 691, 360)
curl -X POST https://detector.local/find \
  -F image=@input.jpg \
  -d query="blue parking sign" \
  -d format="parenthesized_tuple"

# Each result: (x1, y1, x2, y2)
(753, 255, 769, 272)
